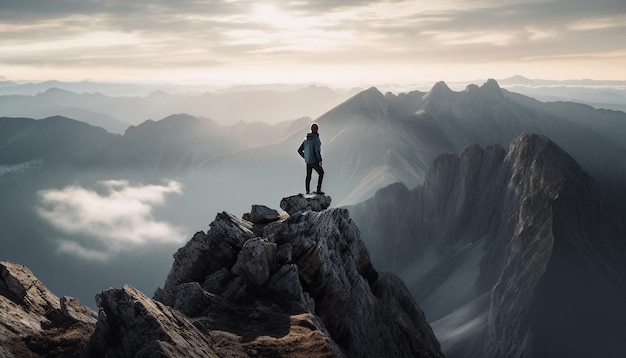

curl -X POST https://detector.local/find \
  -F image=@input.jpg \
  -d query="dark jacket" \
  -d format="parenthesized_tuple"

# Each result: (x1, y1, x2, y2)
(298, 132, 322, 164)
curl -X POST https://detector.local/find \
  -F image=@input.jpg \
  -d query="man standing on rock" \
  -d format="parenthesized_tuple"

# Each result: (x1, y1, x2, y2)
(298, 123, 325, 195)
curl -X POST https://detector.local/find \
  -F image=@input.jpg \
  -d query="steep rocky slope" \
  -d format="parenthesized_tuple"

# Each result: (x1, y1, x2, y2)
(0, 261, 96, 357)
(0, 194, 443, 357)
(349, 133, 626, 357)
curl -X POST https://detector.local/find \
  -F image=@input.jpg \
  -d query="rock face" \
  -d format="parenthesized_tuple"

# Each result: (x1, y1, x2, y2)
(152, 192, 443, 358)
(348, 133, 626, 358)
(88, 285, 220, 357)
(0, 261, 96, 357)
(1, 194, 443, 357)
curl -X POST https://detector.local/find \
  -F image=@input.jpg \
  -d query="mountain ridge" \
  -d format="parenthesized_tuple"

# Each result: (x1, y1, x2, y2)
(347, 133, 626, 357)
(0, 85, 352, 132)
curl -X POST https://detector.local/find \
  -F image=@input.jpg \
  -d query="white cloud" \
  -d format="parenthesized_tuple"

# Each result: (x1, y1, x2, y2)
(36, 179, 186, 261)
(422, 30, 514, 46)
(568, 15, 626, 31)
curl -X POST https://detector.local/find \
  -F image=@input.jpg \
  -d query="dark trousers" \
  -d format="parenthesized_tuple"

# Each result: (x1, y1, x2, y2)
(306, 163, 324, 193)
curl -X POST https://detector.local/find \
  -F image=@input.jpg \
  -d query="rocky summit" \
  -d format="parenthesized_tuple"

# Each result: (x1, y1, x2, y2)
(0, 193, 443, 357)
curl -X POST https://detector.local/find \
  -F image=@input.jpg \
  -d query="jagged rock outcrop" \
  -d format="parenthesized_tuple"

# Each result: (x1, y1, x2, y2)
(242, 204, 282, 224)
(87, 285, 221, 357)
(148, 193, 443, 358)
(348, 133, 626, 358)
(0, 261, 96, 357)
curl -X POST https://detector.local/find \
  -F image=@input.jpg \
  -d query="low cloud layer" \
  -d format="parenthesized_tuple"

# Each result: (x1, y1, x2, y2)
(37, 179, 186, 261)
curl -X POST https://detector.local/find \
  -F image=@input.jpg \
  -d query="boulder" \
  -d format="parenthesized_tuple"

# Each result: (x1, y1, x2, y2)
(243, 204, 281, 223)
(280, 193, 332, 215)
(232, 238, 277, 287)
(60, 296, 98, 325)
(88, 285, 222, 357)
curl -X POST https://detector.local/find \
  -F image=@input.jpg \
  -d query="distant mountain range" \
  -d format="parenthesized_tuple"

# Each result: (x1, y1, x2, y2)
(497, 74, 626, 87)
(1, 79, 626, 356)
(0, 85, 355, 133)
(1, 76, 625, 133)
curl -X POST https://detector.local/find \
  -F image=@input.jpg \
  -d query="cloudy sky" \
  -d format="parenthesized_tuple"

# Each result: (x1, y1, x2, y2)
(0, 0, 624, 85)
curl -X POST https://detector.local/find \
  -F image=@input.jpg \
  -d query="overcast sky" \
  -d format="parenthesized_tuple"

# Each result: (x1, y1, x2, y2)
(1, 0, 624, 85)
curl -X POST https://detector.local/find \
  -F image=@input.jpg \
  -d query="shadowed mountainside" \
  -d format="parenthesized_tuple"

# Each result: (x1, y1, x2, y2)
(348, 133, 626, 357)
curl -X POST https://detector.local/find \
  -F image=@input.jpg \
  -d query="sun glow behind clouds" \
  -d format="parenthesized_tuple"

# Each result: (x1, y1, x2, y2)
(252, 3, 307, 29)
(226, 2, 353, 54)
(37, 180, 186, 261)
(0, 0, 624, 83)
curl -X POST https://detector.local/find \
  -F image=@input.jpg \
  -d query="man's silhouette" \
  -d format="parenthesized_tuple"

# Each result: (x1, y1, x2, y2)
(298, 123, 324, 194)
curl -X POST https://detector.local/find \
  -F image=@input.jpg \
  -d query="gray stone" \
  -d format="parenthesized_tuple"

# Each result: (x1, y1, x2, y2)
(280, 193, 332, 215)
(220, 276, 247, 301)
(60, 296, 97, 325)
(276, 243, 293, 265)
(200, 267, 232, 294)
(156, 211, 256, 307)
(266, 264, 305, 301)
(232, 238, 277, 287)
(89, 285, 220, 357)
(168, 282, 215, 318)
(243, 204, 281, 223)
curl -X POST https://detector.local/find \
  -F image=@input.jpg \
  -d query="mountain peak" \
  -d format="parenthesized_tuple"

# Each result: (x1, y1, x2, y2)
(423, 81, 453, 103)
(463, 79, 505, 103)
(318, 86, 392, 125)
(150, 193, 443, 357)
(480, 78, 504, 97)
(353, 86, 385, 102)
(505, 133, 583, 192)
(507, 133, 575, 169)
(39, 87, 75, 97)
(431, 81, 452, 94)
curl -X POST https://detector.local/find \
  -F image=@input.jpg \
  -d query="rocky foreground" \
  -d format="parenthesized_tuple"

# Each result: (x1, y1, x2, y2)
(0, 193, 443, 357)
